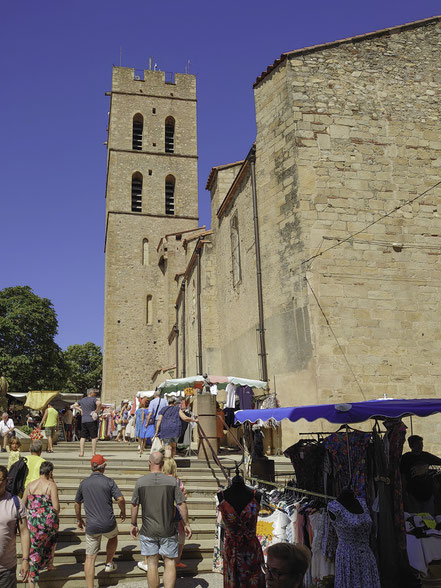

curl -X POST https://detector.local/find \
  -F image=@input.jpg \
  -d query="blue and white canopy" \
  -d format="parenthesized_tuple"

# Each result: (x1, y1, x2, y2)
(235, 398, 441, 425)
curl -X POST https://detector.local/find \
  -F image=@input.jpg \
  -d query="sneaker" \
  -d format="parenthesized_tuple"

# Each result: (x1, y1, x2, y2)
(104, 562, 117, 573)
(1, 448, 6, 453)
(176, 562, 187, 569)
(137, 561, 148, 571)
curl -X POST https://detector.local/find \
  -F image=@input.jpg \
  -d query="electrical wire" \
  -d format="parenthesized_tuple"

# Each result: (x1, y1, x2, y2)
(305, 276, 366, 400)
(302, 179, 441, 267)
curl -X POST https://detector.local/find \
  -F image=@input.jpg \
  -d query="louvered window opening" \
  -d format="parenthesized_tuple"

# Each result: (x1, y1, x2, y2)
(132, 120, 143, 150)
(165, 181, 175, 215)
(165, 124, 174, 153)
(132, 178, 142, 212)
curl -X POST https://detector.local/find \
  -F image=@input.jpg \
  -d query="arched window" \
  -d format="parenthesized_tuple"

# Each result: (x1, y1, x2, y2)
(131, 173, 142, 212)
(165, 175, 175, 215)
(231, 214, 242, 287)
(142, 239, 149, 265)
(146, 295, 153, 325)
(165, 116, 175, 153)
(132, 114, 143, 150)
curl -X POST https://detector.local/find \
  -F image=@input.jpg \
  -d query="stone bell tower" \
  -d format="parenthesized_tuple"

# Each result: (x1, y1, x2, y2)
(102, 66, 199, 404)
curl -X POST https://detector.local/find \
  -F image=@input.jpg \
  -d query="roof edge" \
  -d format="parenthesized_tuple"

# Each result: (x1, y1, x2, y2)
(254, 15, 441, 88)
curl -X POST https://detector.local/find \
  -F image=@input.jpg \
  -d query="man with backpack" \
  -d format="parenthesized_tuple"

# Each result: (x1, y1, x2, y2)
(0, 465, 30, 587)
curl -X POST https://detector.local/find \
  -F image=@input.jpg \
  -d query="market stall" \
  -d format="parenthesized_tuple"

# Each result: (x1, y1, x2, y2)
(234, 398, 441, 587)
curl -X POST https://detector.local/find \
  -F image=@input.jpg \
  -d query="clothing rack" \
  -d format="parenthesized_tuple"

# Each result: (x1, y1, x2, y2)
(245, 475, 336, 501)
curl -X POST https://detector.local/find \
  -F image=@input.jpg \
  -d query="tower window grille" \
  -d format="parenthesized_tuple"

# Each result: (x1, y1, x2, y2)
(131, 173, 143, 212)
(165, 175, 175, 215)
(132, 114, 143, 150)
(165, 117, 175, 153)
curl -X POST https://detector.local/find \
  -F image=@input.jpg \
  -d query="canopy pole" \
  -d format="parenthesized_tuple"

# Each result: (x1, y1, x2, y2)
(410, 415, 414, 435)
(345, 424, 352, 486)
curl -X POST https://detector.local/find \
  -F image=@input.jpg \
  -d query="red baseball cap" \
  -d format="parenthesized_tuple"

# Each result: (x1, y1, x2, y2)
(91, 454, 107, 467)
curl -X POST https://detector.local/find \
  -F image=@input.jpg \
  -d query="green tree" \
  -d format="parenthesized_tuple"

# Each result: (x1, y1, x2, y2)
(62, 342, 102, 395)
(0, 286, 65, 391)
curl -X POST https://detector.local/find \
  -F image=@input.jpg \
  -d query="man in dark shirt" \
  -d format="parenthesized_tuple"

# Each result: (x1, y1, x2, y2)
(400, 435, 441, 508)
(75, 455, 125, 588)
(131, 451, 192, 588)
(73, 388, 102, 457)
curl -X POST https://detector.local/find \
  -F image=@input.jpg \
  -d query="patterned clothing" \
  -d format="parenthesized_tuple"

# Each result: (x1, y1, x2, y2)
(218, 493, 265, 587)
(284, 442, 326, 493)
(27, 493, 59, 582)
(323, 431, 371, 497)
(385, 420, 407, 551)
(328, 498, 380, 588)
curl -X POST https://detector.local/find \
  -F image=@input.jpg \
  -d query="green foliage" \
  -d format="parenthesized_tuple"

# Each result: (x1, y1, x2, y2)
(19, 425, 33, 435)
(62, 342, 102, 395)
(0, 286, 66, 392)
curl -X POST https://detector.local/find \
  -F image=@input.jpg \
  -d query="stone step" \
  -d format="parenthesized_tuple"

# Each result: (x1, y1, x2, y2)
(50, 472, 221, 485)
(16, 557, 217, 587)
(49, 508, 216, 521)
(56, 486, 217, 499)
(17, 538, 215, 560)
(41, 523, 215, 540)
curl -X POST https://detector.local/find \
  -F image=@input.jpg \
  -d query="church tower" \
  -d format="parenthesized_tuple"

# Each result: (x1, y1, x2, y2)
(102, 67, 199, 404)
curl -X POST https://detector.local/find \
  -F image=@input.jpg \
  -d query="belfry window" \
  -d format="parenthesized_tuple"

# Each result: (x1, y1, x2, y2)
(231, 214, 242, 287)
(131, 173, 142, 212)
(165, 175, 175, 215)
(132, 114, 143, 150)
(165, 117, 175, 153)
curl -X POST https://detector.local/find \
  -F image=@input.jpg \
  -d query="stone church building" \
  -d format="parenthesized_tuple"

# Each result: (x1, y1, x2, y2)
(103, 16, 441, 448)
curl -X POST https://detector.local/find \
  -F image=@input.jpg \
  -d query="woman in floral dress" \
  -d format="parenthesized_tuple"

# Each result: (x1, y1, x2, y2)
(22, 460, 59, 586)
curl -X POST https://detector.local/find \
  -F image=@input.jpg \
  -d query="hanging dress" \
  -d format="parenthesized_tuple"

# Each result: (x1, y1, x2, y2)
(218, 491, 265, 588)
(27, 491, 59, 583)
(328, 498, 380, 588)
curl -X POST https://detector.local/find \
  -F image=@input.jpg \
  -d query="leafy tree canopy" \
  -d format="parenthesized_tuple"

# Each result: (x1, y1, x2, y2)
(0, 286, 65, 392)
(62, 342, 102, 396)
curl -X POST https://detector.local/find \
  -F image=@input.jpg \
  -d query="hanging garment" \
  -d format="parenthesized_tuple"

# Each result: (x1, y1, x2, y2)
(328, 498, 380, 588)
(236, 385, 254, 409)
(225, 383, 236, 409)
(256, 509, 291, 553)
(385, 420, 407, 551)
(309, 510, 335, 584)
(284, 441, 326, 493)
(213, 496, 225, 573)
(218, 492, 265, 587)
(323, 431, 372, 497)
(27, 492, 59, 583)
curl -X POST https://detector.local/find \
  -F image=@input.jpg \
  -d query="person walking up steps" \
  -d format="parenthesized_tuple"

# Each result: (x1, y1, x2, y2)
(40, 402, 59, 453)
(73, 389, 102, 457)
(131, 451, 192, 588)
(75, 455, 126, 588)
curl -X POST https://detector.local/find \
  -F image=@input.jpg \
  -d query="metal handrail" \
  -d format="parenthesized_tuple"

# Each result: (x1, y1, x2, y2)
(196, 422, 229, 486)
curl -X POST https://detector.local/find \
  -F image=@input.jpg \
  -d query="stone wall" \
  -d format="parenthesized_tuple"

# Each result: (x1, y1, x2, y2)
(253, 18, 441, 449)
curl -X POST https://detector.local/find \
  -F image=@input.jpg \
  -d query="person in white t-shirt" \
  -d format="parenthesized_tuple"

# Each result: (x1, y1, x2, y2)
(0, 414, 15, 452)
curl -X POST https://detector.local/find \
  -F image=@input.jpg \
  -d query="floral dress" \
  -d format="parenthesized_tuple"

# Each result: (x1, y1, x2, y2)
(328, 498, 380, 588)
(218, 492, 265, 587)
(27, 492, 59, 582)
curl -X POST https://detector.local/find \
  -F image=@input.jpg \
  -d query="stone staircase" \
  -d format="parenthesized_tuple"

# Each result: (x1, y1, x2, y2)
(1, 440, 294, 586)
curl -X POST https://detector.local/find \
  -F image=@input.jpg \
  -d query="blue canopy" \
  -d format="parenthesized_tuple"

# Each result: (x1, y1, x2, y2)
(234, 398, 441, 425)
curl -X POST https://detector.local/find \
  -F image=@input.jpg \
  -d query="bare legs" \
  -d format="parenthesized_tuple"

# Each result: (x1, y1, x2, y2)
(79, 436, 98, 457)
(84, 554, 97, 588)
(163, 556, 177, 588)
(106, 535, 118, 564)
(147, 554, 160, 588)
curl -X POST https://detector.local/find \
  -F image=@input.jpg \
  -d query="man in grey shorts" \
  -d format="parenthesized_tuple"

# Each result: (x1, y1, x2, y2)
(75, 455, 126, 588)
(130, 451, 192, 588)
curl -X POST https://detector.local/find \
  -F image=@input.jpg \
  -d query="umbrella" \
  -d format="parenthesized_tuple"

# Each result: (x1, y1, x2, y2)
(235, 398, 441, 425)
(158, 375, 267, 393)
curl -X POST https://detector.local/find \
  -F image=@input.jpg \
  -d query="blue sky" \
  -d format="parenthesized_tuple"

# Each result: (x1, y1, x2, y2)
(1, 1, 439, 350)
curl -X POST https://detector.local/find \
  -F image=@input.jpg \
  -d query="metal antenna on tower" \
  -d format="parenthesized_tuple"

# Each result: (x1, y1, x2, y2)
(187, 59, 191, 74)
(149, 57, 152, 70)
(119, 46, 122, 67)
